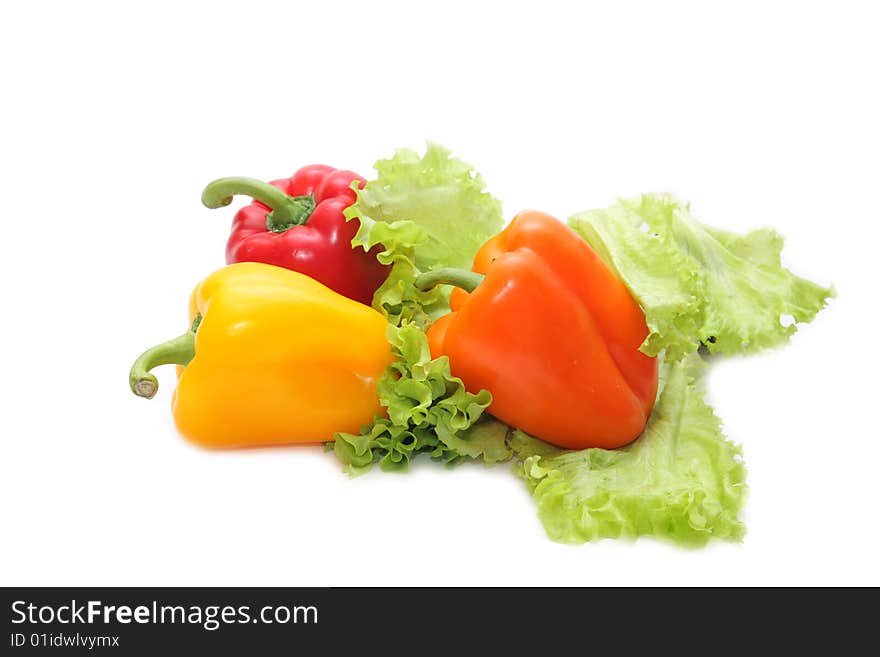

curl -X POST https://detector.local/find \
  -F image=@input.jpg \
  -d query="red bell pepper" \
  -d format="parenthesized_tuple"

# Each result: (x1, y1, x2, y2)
(201, 165, 389, 305)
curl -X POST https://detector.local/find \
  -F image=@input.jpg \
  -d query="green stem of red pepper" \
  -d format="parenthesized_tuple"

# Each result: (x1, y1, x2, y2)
(201, 177, 316, 233)
(129, 316, 201, 399)
(415, 268, 485, 293)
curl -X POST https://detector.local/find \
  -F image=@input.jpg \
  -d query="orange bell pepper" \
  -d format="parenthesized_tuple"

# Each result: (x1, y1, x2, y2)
(418, 211, 658, 450)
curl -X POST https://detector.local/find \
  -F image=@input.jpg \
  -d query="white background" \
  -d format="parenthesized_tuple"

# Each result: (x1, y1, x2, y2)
(1, 1, 878, 586)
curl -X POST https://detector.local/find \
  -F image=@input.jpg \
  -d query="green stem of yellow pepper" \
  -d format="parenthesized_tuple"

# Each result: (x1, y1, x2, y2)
(129, 316, 201, 399)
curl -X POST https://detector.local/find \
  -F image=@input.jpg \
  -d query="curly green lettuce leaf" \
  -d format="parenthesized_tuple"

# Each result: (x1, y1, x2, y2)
(333, 145, 506, 469)
(570, 194, 832, 358)
(511, 353, 747, 545)
(344, 144, 504, 329)
(350, 143, 503, 273)
(344, 199, 444, 327)
(570, 198, 703, 358)
(345, 144, 503, 326)
(334, 324, 507, 475)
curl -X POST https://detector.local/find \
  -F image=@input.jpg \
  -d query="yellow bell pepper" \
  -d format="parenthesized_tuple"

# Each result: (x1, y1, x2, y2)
(129, 262, 392, 448)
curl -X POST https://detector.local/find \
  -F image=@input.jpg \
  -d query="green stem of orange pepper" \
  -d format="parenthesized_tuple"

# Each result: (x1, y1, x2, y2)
(415, 268, 485, 293)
